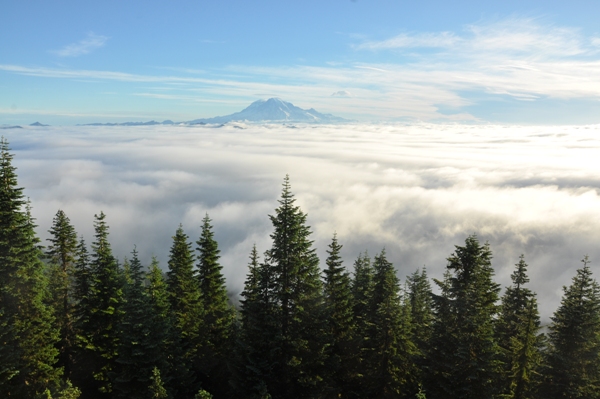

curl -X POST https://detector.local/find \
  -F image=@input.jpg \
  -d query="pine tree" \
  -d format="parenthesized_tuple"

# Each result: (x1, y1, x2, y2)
(149, 367, 169, 399)
(427, 235, 501, 399)
(166, 224, 202, 396)
(83, 211, 123, 396)
(265, 175, 326, 398)
(46, 209, 79, 379)
(195, 214, 235, 398)
(364, 250, 416, 399)
(496, 255, 543, 399)
(539, 256, 600, 398)
(0, 138, 61, 398)
(322, 234, 357, 398)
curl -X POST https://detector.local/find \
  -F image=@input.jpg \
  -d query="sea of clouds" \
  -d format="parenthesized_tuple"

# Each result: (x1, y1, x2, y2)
(7, 122, 600, 321)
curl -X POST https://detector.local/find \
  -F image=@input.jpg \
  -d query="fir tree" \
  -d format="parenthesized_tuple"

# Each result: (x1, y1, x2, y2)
(0, 138, 61, 398)
(539, 256, 600, 398)
(113, 248, 168, 399)
(195, 214, 235, 398)
(265, 175, 326, 398)
(351, 251, 374, 395)
(427, 235, 501, 399)
(322, 233, 357, 398)
(83, 211, 123, 396)
(364, 250, 416, 399)
(496, 255, 543, 399)
(149, 367, 169, 399)
(166, 224, 202, 397)
(46, 209, 79, 378)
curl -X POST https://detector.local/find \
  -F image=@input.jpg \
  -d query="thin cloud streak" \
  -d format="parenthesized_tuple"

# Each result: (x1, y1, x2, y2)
(51, 33, 109, 57)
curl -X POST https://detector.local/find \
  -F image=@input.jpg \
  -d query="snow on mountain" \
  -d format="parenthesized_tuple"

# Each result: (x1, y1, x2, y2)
(188, 98, 348, 124)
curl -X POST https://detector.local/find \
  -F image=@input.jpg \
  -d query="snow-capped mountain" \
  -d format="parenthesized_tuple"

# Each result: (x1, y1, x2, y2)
(188, 98, 348, 124)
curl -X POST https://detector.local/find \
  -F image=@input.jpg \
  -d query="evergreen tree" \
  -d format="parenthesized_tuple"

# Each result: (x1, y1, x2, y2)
(265, 175, 326, 398)
(166, 224, 202, 397)
(195, 214, 235, 398)
(364, 250, 416, 399)
(496, 255, 543, 399)
(539, 256, 600, 398)
(149, 367, 169, 399)
(113, 248, 168, 399)
(46, 209, 79, 378)
(427, 235, 501, 399)
(351, 251, 374, 395)
(0, 138, 61, 398)
(83, 211, 123, 396)
(406, 268, 433, 396)
(322, 233, 357, 398)
(235, 245, 278, 398)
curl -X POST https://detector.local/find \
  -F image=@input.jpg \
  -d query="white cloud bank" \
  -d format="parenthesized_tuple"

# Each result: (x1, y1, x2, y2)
(8, 122, 600, 321)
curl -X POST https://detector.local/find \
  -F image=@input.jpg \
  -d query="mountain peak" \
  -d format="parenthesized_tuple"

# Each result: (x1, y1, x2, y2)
(189, 98, 347, 124)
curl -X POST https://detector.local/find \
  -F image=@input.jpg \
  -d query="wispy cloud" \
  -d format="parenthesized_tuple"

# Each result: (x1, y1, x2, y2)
(51, 33, 108, 57)
(356, 31, 460, 50)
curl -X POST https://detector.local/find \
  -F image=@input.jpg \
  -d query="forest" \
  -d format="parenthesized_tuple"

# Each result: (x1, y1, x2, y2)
(2, 135, 600, 399)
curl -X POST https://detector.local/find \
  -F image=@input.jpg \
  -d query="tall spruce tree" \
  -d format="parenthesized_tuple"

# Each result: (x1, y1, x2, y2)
(322, 234, 357, 398)
(496, 255, 543, 399)
(364, 250, 416, 399)
(83, 211, 123, 396)
(427, 235, 501, 399)
(539, 256, 600, 399)
(264, 175, 326, 398)
(195, 214, 235, 398)
(0, 138, 61, 398)
(47, 209, 79, 379)
(166, 224, 202, 397)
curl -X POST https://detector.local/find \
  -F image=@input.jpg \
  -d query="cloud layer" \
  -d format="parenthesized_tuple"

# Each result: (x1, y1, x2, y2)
(7, 122, 600, 321)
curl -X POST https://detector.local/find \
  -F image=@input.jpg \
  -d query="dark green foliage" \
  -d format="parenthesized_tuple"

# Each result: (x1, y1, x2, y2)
(539, 256, 600, 399)
(0, 138, 61, 398)
(235, 245, 278, 399)
(496, 255, 543, 399)
(195, 214, 235, 398)
(113, 248, 169, 399)
(47, 209, 79, 379)
(427, 235, 501, 399)
(322, 234, 357, 398)
(364, 250, 417, 399)
(82, 211, 123, 396)
(406, 268, 433, 395)
(166, 224, 202, 396)
(149, 367, 169, 399)
(264, 175, 326, 398)
(351, 251, 374, 394)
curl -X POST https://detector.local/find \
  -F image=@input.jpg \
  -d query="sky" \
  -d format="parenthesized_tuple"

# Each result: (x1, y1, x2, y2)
(2, 0, 600, 124)
(9, 122, 600, 322)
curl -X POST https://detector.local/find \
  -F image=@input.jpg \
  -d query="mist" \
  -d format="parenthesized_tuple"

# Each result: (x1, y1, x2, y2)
(8, 122, 600, 321)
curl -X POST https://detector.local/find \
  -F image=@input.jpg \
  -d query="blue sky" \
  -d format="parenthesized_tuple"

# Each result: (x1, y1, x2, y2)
(2, 0, 600, 124)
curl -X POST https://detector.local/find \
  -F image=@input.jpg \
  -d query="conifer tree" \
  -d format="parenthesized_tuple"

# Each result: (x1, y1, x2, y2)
(0, 138, 61, 398)
(195, 214, 235, 398)
(265, 175, 326, 398)
(235, 245, 278, 398)
(83, 211, 123, 396)
(166, 224, 202, 396)
(427, 235, 501, 399)
(406, 268, 433, 395)
(149, 367, 169, 399)
(113, 248, 168, 399)
(539, 256, 600, 398)
(47, 209, 79, 378)
(496, 255, 543, 399)
(351, 251, 374, 395)
(364, 250, 416, 399)
(322, 234, 357, 398)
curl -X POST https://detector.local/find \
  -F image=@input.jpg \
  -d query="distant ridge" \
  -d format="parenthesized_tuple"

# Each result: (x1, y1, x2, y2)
(0, 125, 22, 130)
(30, 121, 49, 126)
(79, 98, 348, 126)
